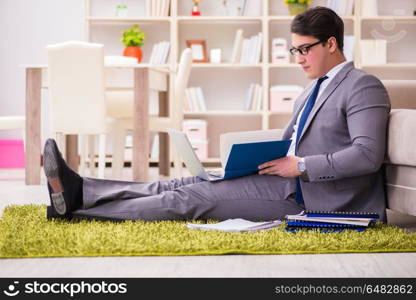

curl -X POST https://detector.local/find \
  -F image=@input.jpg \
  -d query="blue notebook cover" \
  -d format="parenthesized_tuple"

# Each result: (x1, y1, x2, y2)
(222, 139, 291, 179)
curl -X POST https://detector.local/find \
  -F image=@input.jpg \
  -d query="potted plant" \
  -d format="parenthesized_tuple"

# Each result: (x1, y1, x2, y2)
(120, 24, 146, 63)
(284, 0, 311, 16)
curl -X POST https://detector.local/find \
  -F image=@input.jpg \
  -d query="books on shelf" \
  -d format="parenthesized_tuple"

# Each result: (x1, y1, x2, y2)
(230, 29, 262, 64)
(221, 0, 253, 17)
(186, 218, 282, 232)
(244, 83, 262, 111)
(146, 0, 170, 17)
(360, 39, 387, 65)
(231, 29, 244, 63)
(184, 87, 207, 112)
(149, 41, 170, 64)
(326, 0, 354, 16)
(285, 211, 380, 232)
(241, 33, 263, 64)
(241, 0, 262, 16)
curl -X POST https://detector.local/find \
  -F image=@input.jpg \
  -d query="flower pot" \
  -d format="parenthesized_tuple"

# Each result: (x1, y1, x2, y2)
(123, 46, 143, 63)
(288, 3, 308, 16)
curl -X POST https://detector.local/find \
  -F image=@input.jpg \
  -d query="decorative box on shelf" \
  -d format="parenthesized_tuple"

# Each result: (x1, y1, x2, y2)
(269, 85, 304, 113)
(182, 119, 207, 140)
(272, 51, 290, 64)
(271, 38, 290, 64)
(189, 138, 208, 160)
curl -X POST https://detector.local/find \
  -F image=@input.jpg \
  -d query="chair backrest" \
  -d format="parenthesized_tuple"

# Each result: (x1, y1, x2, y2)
(173, 48, 193, 125)
(47, 41, 107, 134)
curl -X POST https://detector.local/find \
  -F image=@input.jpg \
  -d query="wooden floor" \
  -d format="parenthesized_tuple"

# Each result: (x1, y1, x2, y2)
(1, 167, 416, 278)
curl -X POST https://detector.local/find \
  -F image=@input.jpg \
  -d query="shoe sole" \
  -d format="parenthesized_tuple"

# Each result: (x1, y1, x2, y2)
(46, 205, 68, 220)
(43, 140, 67, 215)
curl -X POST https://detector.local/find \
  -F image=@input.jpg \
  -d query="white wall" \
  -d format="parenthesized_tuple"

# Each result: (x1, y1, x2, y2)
(0, 0, 84, 138)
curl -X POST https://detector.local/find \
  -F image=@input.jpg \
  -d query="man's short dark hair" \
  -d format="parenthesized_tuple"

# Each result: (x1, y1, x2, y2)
(291, 6, 344, 52)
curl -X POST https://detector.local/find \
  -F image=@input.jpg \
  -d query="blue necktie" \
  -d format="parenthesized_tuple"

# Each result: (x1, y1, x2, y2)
(295, 76, 328, 205)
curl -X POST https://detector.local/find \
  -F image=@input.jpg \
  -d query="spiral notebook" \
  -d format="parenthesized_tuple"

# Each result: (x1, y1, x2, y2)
(285, 210, 379, 232)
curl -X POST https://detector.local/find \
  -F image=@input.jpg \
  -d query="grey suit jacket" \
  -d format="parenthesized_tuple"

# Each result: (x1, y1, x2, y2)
(282, 61, 391, 221)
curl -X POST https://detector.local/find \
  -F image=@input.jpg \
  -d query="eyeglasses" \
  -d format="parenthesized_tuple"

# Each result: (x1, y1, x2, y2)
(289, 40, 325, 56)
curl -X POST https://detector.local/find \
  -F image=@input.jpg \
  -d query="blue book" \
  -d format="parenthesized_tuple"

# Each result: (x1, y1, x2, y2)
(222, 139, 291, 179)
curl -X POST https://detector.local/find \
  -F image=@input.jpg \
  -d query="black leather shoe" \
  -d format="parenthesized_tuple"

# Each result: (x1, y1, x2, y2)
(43, 139, 83, 219)
(46, 205, 69, 220)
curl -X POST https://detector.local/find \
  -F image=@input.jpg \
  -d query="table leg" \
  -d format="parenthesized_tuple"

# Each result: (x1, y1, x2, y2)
(133, 68, 149, 182)
(66, 135, 79, 172)
(158, 90, 170, 177)
(25, 68, 42, 185)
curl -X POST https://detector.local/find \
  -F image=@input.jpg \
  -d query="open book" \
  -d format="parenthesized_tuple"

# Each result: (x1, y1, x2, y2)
(186, 218, 282, 232)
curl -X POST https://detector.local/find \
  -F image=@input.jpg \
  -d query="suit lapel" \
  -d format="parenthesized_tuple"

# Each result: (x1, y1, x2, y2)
(298, 62, 354, 143)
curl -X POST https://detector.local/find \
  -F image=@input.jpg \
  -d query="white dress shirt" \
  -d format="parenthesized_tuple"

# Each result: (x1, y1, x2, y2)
(287, 60, 349, 156)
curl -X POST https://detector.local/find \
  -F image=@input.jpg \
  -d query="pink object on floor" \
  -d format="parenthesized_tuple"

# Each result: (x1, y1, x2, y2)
(0, 139, 25, 168)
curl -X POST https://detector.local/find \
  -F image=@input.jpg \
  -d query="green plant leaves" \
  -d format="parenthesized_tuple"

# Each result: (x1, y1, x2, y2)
(120, 24, 145, 47)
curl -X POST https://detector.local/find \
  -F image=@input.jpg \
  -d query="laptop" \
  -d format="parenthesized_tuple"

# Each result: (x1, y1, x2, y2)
(167, 129, 225, 181)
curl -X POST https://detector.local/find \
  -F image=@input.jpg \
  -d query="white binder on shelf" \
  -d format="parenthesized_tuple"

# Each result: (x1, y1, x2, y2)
(231, 29, 243, 63)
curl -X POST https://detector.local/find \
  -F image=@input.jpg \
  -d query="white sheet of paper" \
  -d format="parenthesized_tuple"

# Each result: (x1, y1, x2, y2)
(186, 218, 282, 232)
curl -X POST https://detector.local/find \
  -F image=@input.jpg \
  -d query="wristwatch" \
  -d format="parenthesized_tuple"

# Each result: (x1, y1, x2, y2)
(297, 157, 306, 174)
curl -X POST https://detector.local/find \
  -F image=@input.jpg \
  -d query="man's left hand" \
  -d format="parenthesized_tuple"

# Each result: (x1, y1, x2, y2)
(258, 155, 302, 178)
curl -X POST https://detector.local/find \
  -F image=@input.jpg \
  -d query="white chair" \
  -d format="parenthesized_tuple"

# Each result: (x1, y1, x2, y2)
(47, 41, 108, 178)
(106, 48, 193, 178)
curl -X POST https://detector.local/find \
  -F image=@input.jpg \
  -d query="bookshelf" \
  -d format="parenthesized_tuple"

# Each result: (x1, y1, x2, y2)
(84, 0, 416, 165)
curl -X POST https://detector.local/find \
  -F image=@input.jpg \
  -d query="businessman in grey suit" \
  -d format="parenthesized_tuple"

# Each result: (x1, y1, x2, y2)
(43, 7, 390, 222)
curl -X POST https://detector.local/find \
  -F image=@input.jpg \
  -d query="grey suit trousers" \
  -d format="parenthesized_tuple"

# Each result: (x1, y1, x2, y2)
(72, 174, 303, 221)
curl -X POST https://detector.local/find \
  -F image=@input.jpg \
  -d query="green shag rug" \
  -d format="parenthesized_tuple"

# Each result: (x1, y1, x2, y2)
(1, 205, 416, 258)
